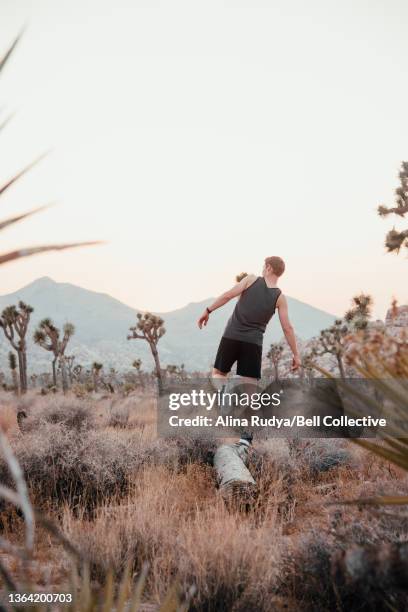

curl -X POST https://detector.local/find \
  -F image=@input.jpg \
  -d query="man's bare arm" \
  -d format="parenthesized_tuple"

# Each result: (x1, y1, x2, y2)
(197, 274, 257, 329)
(277, 294, 301, 370)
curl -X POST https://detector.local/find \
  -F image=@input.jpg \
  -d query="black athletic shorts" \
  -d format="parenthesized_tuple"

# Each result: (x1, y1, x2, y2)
(214, 336, 262, 379)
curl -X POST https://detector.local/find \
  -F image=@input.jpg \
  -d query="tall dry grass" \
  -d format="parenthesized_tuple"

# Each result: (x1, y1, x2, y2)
(62, 464, 283, 611)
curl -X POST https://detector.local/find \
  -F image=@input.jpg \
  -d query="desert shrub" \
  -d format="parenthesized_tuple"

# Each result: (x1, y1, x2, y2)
(251, 439, 297, 477)
(300, 439, 353, 476)
(71, 383, 89, 399)
(123, 383, 136, 395)
(285, 531, 335, 610)
(173, 435, 218, 466)
(22, 397, 96, 432)
(108, 404, 130, 428)
(0, 415, 190, 509)
(283, 492, 408, 611)
(251, 438, 353, 482)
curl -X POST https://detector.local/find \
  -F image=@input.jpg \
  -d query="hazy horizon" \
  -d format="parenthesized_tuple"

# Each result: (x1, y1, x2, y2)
(0, 274, 343, 316)
(1, 0, 407, 320)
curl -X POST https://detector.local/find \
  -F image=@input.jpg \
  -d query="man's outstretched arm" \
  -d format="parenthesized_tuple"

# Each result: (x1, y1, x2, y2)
(197, 274, 257, 329)
(276, 294, 301, 370)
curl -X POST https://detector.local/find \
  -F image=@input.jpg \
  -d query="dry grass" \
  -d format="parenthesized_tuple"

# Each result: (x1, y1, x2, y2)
(63, 465, 282, 610)
(0, 390, 407, 610)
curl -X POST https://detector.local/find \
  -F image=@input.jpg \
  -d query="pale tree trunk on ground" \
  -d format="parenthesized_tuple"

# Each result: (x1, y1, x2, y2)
(214, 441, 256, 507)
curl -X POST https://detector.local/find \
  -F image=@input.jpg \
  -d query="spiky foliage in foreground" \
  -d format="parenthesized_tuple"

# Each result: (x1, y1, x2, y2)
(33, 319, 75, 391)
(0, 33, 100, 267)
(128, 313, 166, 393)
(0, 301, 33, 392)
(378, 161, 408, 253)
(312, 318, 408, 505)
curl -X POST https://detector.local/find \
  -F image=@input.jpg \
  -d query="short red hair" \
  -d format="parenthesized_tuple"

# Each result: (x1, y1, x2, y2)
(265, 256, 285, 276)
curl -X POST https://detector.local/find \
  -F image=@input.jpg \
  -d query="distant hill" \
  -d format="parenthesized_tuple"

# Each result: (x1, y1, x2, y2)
(0, 277, 337, 374)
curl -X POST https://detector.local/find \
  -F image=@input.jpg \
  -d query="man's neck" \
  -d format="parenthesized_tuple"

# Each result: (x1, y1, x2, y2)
(263, 273, 279, 288)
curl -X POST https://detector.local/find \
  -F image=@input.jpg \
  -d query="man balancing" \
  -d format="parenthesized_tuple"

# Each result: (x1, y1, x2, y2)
(197, 256, 301, 382)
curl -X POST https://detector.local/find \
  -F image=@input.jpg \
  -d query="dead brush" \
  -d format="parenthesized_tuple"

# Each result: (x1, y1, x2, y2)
(22, 397, 96, 433)
(107, 403, 130, 428)
(283, 495, 408, 611)
(0, 412, 195, 511)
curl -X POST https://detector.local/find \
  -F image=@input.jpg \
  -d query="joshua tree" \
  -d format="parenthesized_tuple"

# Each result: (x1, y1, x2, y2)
(33, 319, 75, 391)
(132, 359, 144, 388)
(378, 161, 408, 253)
(105, 366, 118, 391)
(132, 358, 142, 372)
(0, 301, 33, 392)
(267, 342, 284, 381)
(92, 362, 103, 392)
(307, 293, 373, 379)
(8, 351, 18, 394)
(128, 313, 166, 393)
(344, 293, 373, 330)
(309, 319, 349, 379)
(72, 364, 83, 383)
(65, 355, 75, 384)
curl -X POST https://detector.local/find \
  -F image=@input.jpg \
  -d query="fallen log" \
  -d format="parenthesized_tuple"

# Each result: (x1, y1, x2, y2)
(214, 437, 256, 508)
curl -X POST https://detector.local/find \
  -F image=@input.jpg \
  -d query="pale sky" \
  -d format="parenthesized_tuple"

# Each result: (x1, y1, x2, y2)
(0, 0, 407, 319)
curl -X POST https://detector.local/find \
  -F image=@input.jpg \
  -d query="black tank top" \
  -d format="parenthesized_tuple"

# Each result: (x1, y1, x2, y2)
(223, 277, 281, 346)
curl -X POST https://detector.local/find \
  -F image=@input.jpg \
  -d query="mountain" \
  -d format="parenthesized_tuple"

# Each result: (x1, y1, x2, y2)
(0, 277, 337, 373)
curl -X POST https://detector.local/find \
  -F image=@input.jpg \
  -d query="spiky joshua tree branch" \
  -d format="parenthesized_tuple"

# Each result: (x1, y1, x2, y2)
(0, 33, 100, 269)
(378, 161, 408, 253)
(306, 293, 373, 379)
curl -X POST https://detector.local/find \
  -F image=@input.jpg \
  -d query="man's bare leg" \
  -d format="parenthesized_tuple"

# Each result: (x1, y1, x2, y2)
(211, 368, 228, 397)
(238, 375, 258, 386)
(212, 368, 228, 379)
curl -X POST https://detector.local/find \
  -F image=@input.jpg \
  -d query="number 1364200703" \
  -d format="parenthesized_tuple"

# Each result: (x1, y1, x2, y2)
(9, 593, 73, 605)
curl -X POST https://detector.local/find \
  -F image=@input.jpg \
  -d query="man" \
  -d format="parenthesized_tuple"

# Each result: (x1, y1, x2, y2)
(197, 256, 301, 381)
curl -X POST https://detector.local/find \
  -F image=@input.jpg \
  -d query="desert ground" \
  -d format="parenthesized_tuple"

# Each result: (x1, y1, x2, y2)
(0, 388, 407, 611)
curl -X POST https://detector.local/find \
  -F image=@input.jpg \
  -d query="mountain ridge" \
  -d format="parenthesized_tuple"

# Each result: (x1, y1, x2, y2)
(0, 277, 338, 373)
